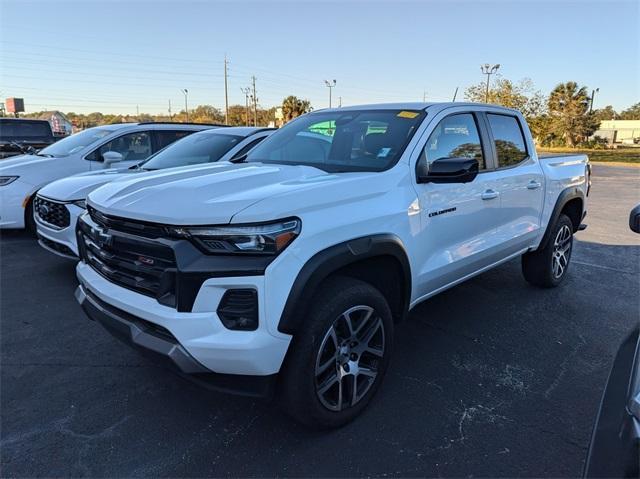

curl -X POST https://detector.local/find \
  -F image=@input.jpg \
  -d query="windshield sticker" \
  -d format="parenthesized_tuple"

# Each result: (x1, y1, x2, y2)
(377, 147, 392, 158)
(397, 111, 420, 119)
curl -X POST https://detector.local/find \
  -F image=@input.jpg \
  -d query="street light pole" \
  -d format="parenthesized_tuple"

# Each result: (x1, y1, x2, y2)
(181, 89, 189, 122)
(590, 88, 599, 113)
(480, 64, 500, 103)
(324, 79, 336, 108)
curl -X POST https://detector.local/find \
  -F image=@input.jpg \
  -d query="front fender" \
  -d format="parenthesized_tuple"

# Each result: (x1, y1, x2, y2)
(277, 234, 412, 334)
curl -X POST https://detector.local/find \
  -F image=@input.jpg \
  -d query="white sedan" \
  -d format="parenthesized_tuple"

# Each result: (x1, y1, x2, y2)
(35, 127, 274, 258)
(0, 122, 213, 231)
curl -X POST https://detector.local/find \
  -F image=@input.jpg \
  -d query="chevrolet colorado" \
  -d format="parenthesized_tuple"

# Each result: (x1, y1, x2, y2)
(75, 103, 590, 428)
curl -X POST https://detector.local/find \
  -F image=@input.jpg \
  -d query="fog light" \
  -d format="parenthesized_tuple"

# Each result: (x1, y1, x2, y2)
(217, 289, 258, 331)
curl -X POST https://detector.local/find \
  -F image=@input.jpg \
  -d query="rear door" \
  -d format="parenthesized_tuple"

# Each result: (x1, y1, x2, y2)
(484, 112, 544, 252)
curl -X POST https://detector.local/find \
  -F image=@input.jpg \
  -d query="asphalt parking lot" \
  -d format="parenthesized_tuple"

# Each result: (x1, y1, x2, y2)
(1, 164, 639, 477)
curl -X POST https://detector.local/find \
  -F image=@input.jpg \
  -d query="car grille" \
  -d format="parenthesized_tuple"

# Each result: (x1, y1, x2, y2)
(77, 209, 177, 307)
(34, 196, 70, 229)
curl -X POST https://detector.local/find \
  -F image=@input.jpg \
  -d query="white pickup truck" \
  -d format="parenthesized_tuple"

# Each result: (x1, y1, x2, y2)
(74, 103, 590, 428)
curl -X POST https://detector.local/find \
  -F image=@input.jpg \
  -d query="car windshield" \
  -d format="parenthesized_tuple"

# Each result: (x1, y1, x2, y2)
(39, 128, 113, 157)
(0, 120, 52, 140)
(245, 109, 426, 172)
(141, 132, 243, 170)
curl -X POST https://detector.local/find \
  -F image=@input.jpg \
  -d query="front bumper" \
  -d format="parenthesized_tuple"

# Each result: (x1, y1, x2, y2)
(35, 201, 82, 258)
(76, 262, 290, 379)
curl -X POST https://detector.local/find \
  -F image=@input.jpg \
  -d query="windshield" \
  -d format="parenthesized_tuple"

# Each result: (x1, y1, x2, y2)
(0, 120, 53, 140)
(39, 128, 113, 157)
(246, 109, 426, 172)
(141, 132, 243, 170)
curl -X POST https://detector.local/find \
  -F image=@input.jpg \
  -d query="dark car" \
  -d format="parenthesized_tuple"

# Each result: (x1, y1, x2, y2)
(0, 118, 56, 159)
(584, 204, 640, 478)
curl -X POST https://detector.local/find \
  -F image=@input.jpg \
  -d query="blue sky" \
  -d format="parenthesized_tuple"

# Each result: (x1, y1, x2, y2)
(1, 0, 638, 114)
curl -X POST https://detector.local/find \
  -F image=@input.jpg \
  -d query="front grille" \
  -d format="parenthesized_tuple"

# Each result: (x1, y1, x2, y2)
(88, 206, 167, 238)
(34, 196, 70, 229)
(78, 211, 177, 307)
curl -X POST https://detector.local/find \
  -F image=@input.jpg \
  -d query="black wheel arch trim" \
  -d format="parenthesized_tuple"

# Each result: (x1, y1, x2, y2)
(277, 234, 412, 335)
(538, 186, 585, 250)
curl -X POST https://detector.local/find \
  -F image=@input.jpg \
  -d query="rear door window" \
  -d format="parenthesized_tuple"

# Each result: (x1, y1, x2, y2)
(487, 114, 528, 167)
(154, 130, 193, 151)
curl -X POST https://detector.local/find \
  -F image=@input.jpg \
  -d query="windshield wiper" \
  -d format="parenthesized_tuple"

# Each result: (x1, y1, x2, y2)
(228, 153, 248, 164)
(36, 152, 54, 158)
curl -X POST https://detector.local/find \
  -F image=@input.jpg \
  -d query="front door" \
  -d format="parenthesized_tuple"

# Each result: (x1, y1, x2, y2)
(412, 111, 504, 298)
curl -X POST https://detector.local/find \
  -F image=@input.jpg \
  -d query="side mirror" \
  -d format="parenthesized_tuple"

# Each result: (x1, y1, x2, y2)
(630, 204, 640, 233)
(102, 151, 124, 167)
(417, 157, 479, 184)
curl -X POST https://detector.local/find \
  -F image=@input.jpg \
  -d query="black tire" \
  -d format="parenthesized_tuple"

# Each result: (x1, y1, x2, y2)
(278, 276, 394, 429)
(24, 197, 37, 235)
(522, 214, 574, 288)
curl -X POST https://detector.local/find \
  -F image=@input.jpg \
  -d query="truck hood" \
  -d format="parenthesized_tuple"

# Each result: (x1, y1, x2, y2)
(88, 162, 382, 225)
(38, 168, 137, 202)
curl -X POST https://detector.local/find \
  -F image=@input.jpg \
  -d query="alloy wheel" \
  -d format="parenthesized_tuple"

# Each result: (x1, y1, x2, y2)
(552, 224, 572, 279)
(314, 305, 385, 411)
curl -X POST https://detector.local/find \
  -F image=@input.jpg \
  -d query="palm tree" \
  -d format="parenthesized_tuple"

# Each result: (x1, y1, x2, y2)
(282, 96, 312, 123)
(548, 82, 595, 147)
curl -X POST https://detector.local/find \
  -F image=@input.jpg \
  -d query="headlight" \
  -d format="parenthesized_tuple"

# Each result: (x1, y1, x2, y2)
(168, 218, 301, 255)
(71, 199, 86, 209)
(0, 176, 19, 186)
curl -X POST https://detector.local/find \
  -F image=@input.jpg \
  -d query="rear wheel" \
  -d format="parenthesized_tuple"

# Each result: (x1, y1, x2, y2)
(522, 214, 574, 288)
(279, 276, 393, 429)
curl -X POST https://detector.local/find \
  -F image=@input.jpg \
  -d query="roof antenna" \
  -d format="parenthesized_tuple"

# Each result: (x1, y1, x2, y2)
(452, 87, 459, 102)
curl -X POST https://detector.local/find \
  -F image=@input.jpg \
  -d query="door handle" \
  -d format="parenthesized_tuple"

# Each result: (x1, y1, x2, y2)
(527, 180, 542, 190)
(481, 189, 499, 200)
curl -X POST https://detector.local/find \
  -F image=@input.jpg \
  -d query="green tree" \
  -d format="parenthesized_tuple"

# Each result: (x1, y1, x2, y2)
(548, 82, 599, 147)
(464, 77, 546, 117)
(282, 95, 312, 123)
(619, 103, 640, 120)
(593, 105, 617, 122)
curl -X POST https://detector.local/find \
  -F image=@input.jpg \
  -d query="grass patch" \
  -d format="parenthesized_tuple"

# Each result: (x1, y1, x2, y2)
(537, 147, 640, 164)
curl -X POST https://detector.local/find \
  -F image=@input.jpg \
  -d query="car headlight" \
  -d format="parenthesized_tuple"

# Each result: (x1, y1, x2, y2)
(71, 199, 86, 209)
(167, 218, 301, 255)
(0, 176, 19, 186)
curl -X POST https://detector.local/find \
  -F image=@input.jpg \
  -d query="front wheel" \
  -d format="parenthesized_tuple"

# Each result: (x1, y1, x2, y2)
(278, 276, 393, 429)
(522, 213, 574, 288)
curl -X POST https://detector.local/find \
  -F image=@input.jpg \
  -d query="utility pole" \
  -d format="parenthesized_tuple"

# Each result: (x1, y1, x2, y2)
(168, 100, 172, 120)
(241, 87, 251, 126)
(338, 96, 342, 107)
(224, 55, 229, 124)
(423, 90, 427, 102)
(480, 64, 500, 103)
(590, 87, 599, 113)
(251, 76, 258, 126)
(181, 89, 189, 122)
(324, 79, 336, 108)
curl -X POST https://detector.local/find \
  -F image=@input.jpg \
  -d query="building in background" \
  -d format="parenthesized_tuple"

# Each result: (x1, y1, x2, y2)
(37, 111, 73, 137)
(594, 120, 640, 145)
